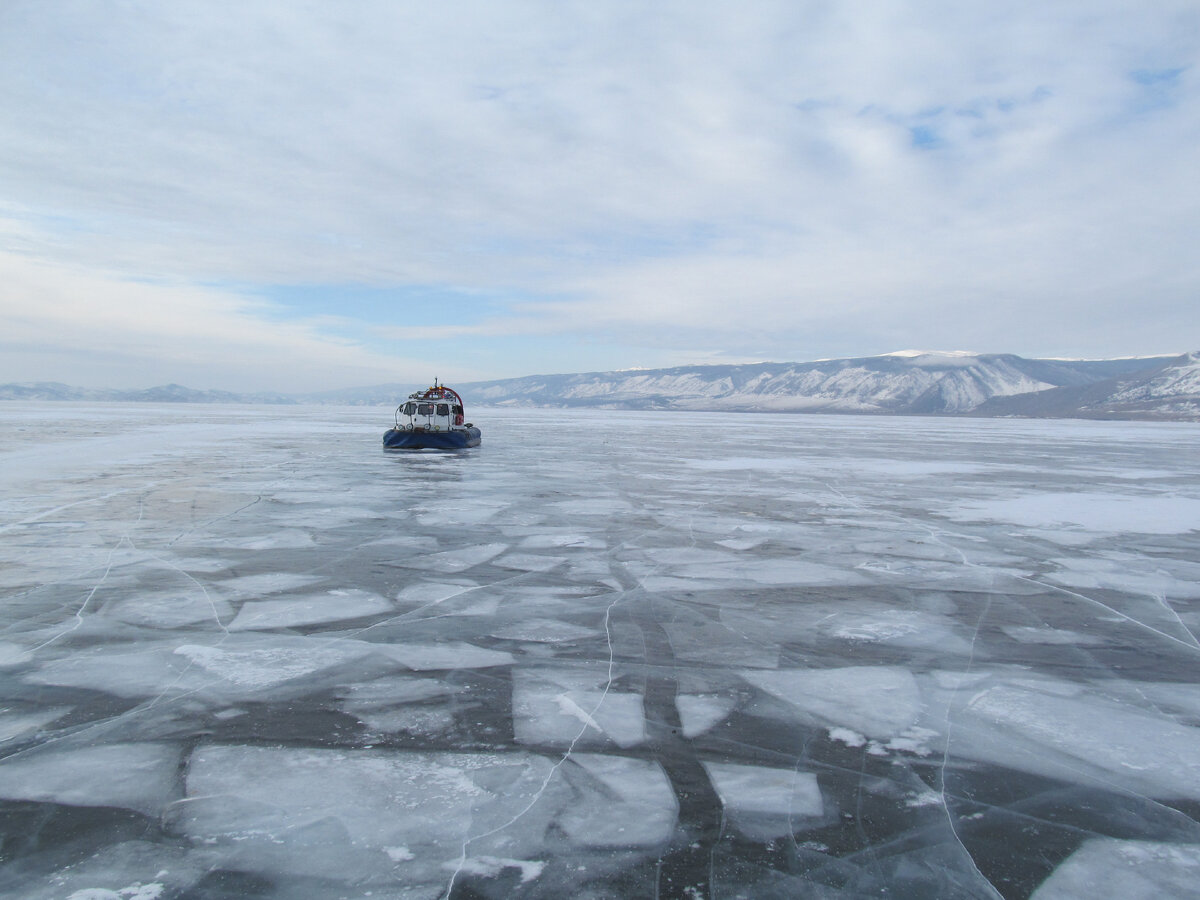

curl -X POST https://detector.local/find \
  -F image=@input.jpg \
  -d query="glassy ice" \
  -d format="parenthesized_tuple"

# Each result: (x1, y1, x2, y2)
(1, 403, 1198, 898)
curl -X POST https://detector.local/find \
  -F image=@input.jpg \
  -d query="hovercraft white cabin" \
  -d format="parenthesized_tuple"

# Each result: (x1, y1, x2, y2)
(383, 381, 482, 450)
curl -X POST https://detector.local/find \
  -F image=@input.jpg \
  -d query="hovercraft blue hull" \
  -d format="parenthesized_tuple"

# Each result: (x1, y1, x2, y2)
(383, 427, 481, 450)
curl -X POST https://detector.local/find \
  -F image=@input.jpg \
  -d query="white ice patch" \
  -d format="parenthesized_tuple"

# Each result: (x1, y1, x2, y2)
(1044, 556, 1200, 600)
(743, 666, 923, 739)
(67, 885, 164, 900)
(828, 727, 866, 747)
(394, 580, 477, 605)
(512, 671, 646, 748)
(393, 543, 508, 572)
(676, 694, 737, 737)
(957, 682, 1200, 799)
(547, 498, 634, 516)
(822, 609, 973, 653)
(1031, 839, 1200, 899)
(28, 840, 206, 900)
(356, 706, 456, 735)
(450, 855, 546, 884)
(0, 641, 33, 667)
(28, 634, 381, 700)
(0, 707, 70, 743)
(643, 558, 869, 592)
(558, 754, 677, 847)
(228, 589, 393, 630)
(493, 553, 567, 572)
(491, 619, 596, 643)
(101, 591, 233, 629)
(215, 573, 326, 598)
(0, 742, 180, 816)
(174, 745, 564, 884)
(703, 762, 823, 839)
(716, 537, 768, 551)
(240, 529, 315, 549)
(519, 533, 606, 549)
(175, 636, 377, 689)
(946, 492, 1200, 535)
(1001, 625, 1105, 645)
(371, 641, 515, 670)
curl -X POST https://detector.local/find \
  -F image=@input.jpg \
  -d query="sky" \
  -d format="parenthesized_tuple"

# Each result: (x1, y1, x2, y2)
(1, 1, 1198, 393)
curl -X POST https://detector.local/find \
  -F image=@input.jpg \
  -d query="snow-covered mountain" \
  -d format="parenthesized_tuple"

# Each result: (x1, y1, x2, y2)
(0, 382, 294, 404)
(458, 352, 1179, 416)
(4, 352, 1194, 420)
(973, 352, 1200, 420)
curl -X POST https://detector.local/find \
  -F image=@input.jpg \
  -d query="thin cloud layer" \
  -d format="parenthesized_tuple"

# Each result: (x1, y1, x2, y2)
(1, 1, 1197, 387)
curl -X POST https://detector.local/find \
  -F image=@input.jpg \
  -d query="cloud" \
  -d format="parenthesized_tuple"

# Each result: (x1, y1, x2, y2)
(0, 252, 489, 391)
(0, 1, 1197, 386)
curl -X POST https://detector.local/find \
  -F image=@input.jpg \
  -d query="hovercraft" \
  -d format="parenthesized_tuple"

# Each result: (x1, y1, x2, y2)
(383, 380, 481, 450)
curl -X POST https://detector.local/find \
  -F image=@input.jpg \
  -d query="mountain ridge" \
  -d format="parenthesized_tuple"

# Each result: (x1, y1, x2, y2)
(2, 352, 1196, 421)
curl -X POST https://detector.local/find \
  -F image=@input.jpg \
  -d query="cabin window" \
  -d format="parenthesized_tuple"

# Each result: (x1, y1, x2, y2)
(436, 404, 450, 416)
(402, 402, 416, 416)
(417, 403, 434, 416)
(452, 405, 463, 415)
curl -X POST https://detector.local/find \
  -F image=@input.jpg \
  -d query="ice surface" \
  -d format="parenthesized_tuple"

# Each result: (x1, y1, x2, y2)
(512, 670, 646, 748)
(0, 743, 180, 815)
(742, 666, 924, 739)
(558, 753, 678, 846)
(703, 761, 823, 839)
(2, 404, 1199, 897)
(1029, 839, 1200, 899)
(227, 588, 393, 630)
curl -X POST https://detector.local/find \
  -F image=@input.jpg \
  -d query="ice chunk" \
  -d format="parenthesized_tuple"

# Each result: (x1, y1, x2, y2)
(395, 580, 477, 605)
(557, 754, 677, 847)
(946, 492, 1200, 535)
(27, 634, 381, 700)
(241, 528, 316, 549)
(1002, 625, 1106, 645)
(371, 641, 515, 670)
(355, 706, 457, 735)
(452, 856, 546, 884)
(491, 619, 596, 643)
(392, 543, 508, 572)
(742, 666, 923, 739)
(20, 841, 211, 900)
(676, 694, 736, 737)
(513, 671, 646, 748)
(1045, 556, 1200, 599)
(174, 745, 565, 884)
(0, 707, 70, 743)
(703, 762, 823, 839)
(519, 533, 606, 549)
(822, 609, 972, 653)
(493, 553, 567, 572)
(0, 641, 33, 667)
(828, 727, 867, 747)
(100, 590, 233, 629)
(175, 636, 379, 689)
(228, 589, 393, 630)
(0, 742, 180, 816)
(216, 572, 326, 598)
(1031, 839, 1200, 899)
(644, 558, 870, 590)
(957, 682, 1200, 799)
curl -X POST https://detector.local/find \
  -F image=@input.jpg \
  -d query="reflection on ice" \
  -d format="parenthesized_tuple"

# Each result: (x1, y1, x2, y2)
(1, 404, 1198, 898)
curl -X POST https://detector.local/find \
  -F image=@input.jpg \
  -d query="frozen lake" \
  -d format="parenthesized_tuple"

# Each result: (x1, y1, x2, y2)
(1, 403, 1199, 899)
